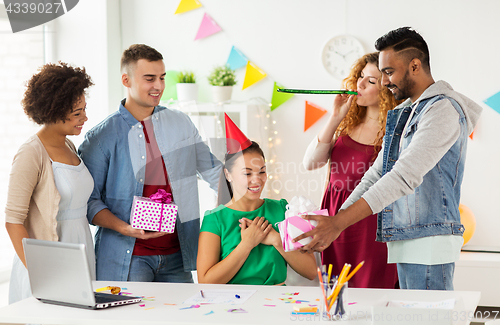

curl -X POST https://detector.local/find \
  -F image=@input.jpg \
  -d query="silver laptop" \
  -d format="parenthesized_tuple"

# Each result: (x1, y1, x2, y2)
(23, 238, 142, 309)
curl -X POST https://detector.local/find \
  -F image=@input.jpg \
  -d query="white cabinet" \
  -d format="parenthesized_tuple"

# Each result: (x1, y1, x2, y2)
(454, 252, 500, 307)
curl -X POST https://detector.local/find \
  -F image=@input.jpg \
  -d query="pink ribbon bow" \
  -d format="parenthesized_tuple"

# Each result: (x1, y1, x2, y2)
(149, 189, 172, 204)
(149, 189, 172, 231)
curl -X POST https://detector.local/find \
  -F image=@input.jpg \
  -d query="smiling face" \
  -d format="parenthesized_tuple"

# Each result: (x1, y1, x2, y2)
(53, 94, 88, 136)
(225, 151, 267, 202)
(379, 49, 416, 101)
(123, 59, 166, 111)
(356, 63, 381, 108)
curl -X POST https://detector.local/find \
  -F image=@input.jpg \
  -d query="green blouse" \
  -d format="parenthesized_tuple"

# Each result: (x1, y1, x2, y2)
(200, 198, 288, 285)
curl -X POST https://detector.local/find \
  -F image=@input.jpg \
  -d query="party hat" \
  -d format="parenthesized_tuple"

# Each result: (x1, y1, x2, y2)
(224, 113, 252, 154)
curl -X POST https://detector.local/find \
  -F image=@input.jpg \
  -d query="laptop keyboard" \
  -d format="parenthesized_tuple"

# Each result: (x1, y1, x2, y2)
(95, 293, 134, 303)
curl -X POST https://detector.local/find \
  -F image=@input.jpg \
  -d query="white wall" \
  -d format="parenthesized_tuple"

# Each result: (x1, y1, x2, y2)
(50, 0, 122, 147)
(117, 0, 500, 249)
(0, 12, 44, 273)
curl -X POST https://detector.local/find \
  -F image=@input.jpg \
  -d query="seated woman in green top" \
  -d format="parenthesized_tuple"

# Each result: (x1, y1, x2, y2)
(197, 114, 317, 285)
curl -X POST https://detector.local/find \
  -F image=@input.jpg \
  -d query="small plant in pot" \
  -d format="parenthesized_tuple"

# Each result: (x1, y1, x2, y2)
(176, 71, 198, 102)
(207, 65, 237, 102)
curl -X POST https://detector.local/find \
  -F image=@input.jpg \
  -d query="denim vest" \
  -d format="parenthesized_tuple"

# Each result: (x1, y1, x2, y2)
(376, 95, 466, 242)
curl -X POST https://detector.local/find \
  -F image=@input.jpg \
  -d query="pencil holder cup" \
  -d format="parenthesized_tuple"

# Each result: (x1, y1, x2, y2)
(323, 281, 348, 321)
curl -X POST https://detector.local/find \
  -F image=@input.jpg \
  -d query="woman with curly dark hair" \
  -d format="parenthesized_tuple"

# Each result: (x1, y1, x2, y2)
(5, 62, 94, 304)
(303, 52, 401, 289)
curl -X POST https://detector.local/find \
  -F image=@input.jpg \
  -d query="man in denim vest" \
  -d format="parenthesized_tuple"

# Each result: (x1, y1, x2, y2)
(79, 44, 221, 282)
(295, 27, 482, 290)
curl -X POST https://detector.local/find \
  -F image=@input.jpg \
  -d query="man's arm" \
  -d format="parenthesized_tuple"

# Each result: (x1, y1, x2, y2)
(91, 208, 165, 240)
(295, 100, 461, 251)
(295, 198, 373, 253)
(359, 101, 460, 214)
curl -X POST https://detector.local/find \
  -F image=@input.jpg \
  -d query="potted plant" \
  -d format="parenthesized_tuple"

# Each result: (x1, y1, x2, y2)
(207, 65, 237, 103)
(176, 71, 198, 102)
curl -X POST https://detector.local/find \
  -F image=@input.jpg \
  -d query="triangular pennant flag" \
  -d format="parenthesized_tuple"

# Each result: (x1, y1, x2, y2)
(194, 13, 222, 40)
(469, 130, 474, 140)
(484, 91, 500, 115)
(174, 0, 202, 14)
(242, 61, 267, 90)
(226, 46, 248, 70)
(304, 101, 327, 132)
(271, 82, 294, 111)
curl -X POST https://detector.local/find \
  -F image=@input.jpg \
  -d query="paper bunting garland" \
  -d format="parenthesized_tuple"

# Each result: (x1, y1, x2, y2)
(304, 101, 327, 132)
(174, 0, 202, 14)
(226, 46, 248, 70)
(484, 91, 500, 115)
(195, 13, 222, 40)
(469, 130, 474, 140)
(271, 82, 294, 111)
(242, 61, 267, 90)
(160, 70, 180, 101)
(174, 5, 332, 136)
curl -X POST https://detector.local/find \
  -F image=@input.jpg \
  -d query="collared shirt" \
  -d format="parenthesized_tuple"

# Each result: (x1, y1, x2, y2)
(133, 118, 180, 256)
(79, 99, 221, 281)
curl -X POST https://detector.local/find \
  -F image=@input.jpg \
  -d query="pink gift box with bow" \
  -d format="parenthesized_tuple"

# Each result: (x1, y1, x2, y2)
(277, 196, 328, 252)
(130, 189, 178, 233)
(278, 211, 328, 252)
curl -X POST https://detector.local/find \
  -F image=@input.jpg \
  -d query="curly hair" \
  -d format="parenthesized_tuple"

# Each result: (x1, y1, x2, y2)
(22, 62, 93, 125)
(334, 52, 401, 157)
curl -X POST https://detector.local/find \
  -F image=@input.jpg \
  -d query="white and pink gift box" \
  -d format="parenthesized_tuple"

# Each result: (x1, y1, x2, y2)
(278, 196, 328, 252)
(130, 195, 178, 233)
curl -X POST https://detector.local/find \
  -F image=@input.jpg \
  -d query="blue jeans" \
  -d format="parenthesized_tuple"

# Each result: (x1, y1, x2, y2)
(397, 262, 455, 290)
(127, 251, 193, 283)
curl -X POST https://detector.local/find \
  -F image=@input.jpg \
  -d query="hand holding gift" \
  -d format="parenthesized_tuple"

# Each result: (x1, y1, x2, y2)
(277, 196, 328, 252)
(130, 189, 178, 233)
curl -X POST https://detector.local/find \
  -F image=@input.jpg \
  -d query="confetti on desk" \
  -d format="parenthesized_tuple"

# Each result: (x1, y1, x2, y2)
(180, 304, 200, 310)
(184, 289, 256, 305)
(139, 304, 145, 307)
(282, 292, 300, 296)
(144, 307, 155, 311)
(204, 311, 214, 315)
(281, 298, 308, 304)
(263, 304, 276, 307)
(95, 286, 121, 294)
(293, 306, 318, 314)
(227, 308, 247, 313)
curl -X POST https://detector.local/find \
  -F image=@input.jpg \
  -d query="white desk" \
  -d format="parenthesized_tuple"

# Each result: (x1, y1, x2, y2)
(454, 251, 500, 306)
(0, 281, 480, 325)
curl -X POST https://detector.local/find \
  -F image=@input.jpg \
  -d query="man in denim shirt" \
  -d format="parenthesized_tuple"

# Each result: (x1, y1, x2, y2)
(79, 44, 221, 282)
(296, 27, 482, 290)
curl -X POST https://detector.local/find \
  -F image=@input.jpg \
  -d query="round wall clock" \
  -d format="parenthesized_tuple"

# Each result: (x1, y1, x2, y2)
(321, 35, 364, 80)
